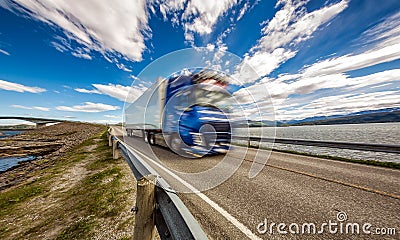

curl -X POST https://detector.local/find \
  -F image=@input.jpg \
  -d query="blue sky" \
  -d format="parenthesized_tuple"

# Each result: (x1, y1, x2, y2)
(0, 0, 399, 124)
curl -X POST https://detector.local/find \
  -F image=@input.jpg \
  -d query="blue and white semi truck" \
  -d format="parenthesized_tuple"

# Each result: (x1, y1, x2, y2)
(125, 70, 232, 157)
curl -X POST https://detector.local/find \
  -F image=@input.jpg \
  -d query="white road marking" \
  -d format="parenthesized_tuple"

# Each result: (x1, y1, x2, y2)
(125, 143, 262, 240)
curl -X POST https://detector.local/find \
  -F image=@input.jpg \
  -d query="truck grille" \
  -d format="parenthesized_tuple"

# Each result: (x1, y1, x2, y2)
(216, 132, 231, 140)
(209, 122, 231, 133)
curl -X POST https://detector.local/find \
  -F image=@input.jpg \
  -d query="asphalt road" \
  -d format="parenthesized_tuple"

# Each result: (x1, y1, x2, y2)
(111, 127, 399, 239)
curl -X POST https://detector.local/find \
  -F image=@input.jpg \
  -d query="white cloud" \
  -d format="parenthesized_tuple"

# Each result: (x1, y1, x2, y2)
(93, 119, 121, 124)
(71, 51, 92, 60)
(11, 105, 50, 111)
(206, 43, 215, 51)
(236, 48, 297, 84)
(369, 83, 392, 89)
(233, 9, 400, 121)
(75, 88, 101, 94)
(257, 9, 400, 103)
(273, 9, 400, 93)
(275, 69, 400, 100)
(2, 0, 149, 62)
(302, 44, 400, 78)
(183, 0, 238, 36)
(0, 48, 10, 56)
(75, 83, 147, 103)
(130, 75, 140, 81)
(257, 0, 348, 52)
(0, 79, 46, 93)
(116, 63, 132, 72)
(236, 0, 348, 83)
(51, 36, 93, 60)
(155, 0, 239, 42)
(51, 41, 68, 53)
(358, 11, 400, 48)
(30, 107, 50, 112)
(93, 84, 146, 103)
(104, 114, 120, 119)
(237, 2, 249, 21)
(236, 68, 400, 120)
(56, 102, 120, 112)
(346, 69, 400, 90)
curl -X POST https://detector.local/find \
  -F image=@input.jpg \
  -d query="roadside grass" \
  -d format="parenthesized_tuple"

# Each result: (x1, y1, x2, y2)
(57, 218, 94, 240)
(234, 142, 400, 169)
(0, 128, 136, 239)
(0, 184, 43, 216)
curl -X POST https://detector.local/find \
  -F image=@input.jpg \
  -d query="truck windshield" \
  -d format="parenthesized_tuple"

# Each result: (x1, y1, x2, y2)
(195, 86, 231, 110)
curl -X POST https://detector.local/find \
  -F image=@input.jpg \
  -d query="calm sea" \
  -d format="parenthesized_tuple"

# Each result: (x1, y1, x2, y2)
(0, 130, 31, 172)
(0, 130, 24, 139)
(0, 156, 36, 172)
(234, 122, 400, 163)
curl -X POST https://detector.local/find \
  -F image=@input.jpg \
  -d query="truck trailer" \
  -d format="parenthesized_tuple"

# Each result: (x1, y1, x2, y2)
(124, 69, 232, 157)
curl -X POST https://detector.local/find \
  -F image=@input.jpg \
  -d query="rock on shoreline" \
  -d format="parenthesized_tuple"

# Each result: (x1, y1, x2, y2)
(0, 122, 104, 190)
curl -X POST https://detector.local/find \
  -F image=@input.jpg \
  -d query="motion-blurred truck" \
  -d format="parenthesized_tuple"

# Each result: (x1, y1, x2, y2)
(125, 70, 232, 157)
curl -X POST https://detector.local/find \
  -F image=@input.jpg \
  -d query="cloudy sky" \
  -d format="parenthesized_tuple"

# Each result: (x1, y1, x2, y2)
(0, 0, 399, 124)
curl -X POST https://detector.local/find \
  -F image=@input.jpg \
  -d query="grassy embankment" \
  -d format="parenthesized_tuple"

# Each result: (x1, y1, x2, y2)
(235, 142, 400, 169)
(0, 128, 136, 239)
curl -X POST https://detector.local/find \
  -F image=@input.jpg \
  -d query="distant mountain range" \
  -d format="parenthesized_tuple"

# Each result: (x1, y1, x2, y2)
(246, 108, 400, 127)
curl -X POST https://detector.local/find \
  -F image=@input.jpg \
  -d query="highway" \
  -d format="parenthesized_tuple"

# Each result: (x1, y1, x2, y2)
(111, 127, 399, 239)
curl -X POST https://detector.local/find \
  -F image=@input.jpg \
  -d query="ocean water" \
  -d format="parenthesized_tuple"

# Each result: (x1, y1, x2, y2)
(0, 130, 32, 172)
(0, 156, 36, 172)
(0, 131, 25, 139)
(234, 122, 400, 163)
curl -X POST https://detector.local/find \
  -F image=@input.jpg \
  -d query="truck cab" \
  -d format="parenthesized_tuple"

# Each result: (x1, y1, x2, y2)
(163, 71, 232, 157)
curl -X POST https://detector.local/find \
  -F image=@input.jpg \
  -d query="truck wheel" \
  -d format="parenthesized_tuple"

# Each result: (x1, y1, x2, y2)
(149, 133, 156, 145)
(170, 133, 182, 153)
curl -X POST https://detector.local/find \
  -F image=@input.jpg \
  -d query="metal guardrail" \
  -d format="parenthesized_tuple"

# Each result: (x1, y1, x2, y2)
(232, 136, 400, 154)
(107, 130, 208, 240)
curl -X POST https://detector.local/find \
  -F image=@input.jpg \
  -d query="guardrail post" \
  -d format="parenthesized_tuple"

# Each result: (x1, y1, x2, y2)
(108, 134, 113, 147)
(113, 139, 120, 159)
(134, 175, 156, 240)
